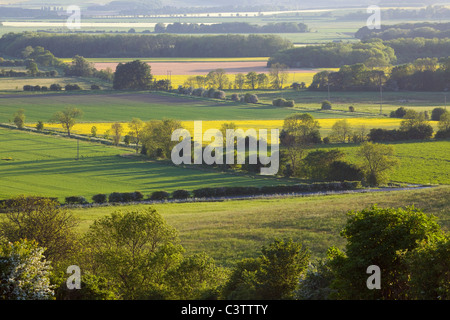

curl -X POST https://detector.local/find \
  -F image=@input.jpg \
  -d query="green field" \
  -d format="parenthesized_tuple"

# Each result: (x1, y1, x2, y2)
(0, 125, 448, 203)
(0, 91, 378, 123)
(314, 140, 450, 185)
(0, 77, 111, 92)
(67, 185, 450, 266)
(0, 90, 447, 125)
(0, 127, 294, 201)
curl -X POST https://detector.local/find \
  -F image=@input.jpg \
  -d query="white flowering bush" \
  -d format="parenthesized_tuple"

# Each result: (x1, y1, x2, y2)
(0, 239, 54, 300)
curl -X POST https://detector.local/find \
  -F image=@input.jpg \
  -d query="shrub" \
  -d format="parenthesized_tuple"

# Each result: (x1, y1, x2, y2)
(36, 121, 44, 131)
(92, 194, 107, 204)
(207, 88, 217, 98)
(390, 107, 407, 118)
(431, 107, 447, 121)
(192, 88, 205, 97)
(435, 128, 450, 139)
(65, 196, 88, 205)
(284, 100, 295, 108)
(65, 84, 81, 91)
(91, 84, 101, 90)
(273, 98, 287, 107)
(244, 93, 259, 104)
(172, 189, 191, 199)
(214, 90, 226, 100)
(132, 191, 144, 202)
(327, 161, 364, 182)
(321, 100, 332, 110)
(150, 191, 170, 201)
(108, 192, 123, 203)
(193, 188, 219, 198)
(231, 93, 240, 102)
(50, 84, 62, 91)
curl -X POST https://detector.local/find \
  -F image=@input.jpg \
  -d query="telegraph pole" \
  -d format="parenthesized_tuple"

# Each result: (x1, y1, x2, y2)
(379, 72, 383, 115)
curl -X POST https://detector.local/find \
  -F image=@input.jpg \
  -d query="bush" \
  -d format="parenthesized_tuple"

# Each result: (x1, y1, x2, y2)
(431, 107, 447, 121)
(50, 84, 62, 91)
(108, 192, 123, 203)
(91, 84, 101, 90)
(36, 121, 44, 131)
(172, 189, 191, 199)
(207, 88, 217, 98)
(390, 107, 407, 118)
(92, 194, 107, 204)
(273, 98, 287, 107)
(435, 128, 450, 139)
(321, 100, 332, 110)
(192, 88, 206, 97)
(106, 191, 143, 203)
(65, 196, 88, 205)
(65, 84, 81, 91)
(231, 93, 240, 102)
(244, 93, 259, 104)
(327, 161, 364, 182)
(214, 90, 226, 100)
(284, 100, 295, 108)
(150, 191, 170, 201)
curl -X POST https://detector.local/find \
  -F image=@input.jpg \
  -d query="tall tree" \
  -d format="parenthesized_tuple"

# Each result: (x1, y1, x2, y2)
(113, 60, 153, 90)
(83, 208, 181, 299)
(50, 107, 83, 137)
(357, 142, 398, 186)
(246, 71, 258, 89)
(13, 108, 25, 129)
(111, 122, 123, 146)
(128, 118, 144, 153)
(206, 69, 229, 90)
(330, 119, 353, 143)
(269, 63, 289, 90)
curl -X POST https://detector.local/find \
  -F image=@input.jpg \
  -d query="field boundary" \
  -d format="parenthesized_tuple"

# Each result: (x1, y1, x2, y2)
(58, 185, 437, 209)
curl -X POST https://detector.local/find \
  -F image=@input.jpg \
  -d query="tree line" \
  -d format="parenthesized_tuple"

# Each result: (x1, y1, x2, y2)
(268, 39, 396, 68)
(309, 57, 450, 92)
(355, 21, 450, 41)
(0, 196, 448, 300)
(154, 22, 309, 34)
(0, 32, 293, 58)
(268, 37, 450, 68)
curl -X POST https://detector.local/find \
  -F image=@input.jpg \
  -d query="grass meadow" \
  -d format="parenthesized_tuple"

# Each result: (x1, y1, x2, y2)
(67, 185, 450, 266)
(0, 127, 296, 202)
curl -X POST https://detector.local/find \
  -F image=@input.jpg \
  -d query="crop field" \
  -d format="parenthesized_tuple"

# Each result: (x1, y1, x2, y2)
(1, 90, 446, 124)
(41, 118, 406, 138)
(0, 77, 112, 92)
(0, 91, 382, 124)
(0, 127, 295, 202)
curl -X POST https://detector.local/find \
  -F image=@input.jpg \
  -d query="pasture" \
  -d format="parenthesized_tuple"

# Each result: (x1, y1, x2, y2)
(1, 89, 446, 124)
(67, 185, 450, 266)
(0, 127, 295, 202)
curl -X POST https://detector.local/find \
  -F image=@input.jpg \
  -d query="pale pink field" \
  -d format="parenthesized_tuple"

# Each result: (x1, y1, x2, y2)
(94, 61, 318, 76)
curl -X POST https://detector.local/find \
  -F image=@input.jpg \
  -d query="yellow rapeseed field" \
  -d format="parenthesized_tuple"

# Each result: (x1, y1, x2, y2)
(153, 72, 317, 88)
(41, 118, 404, 137)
